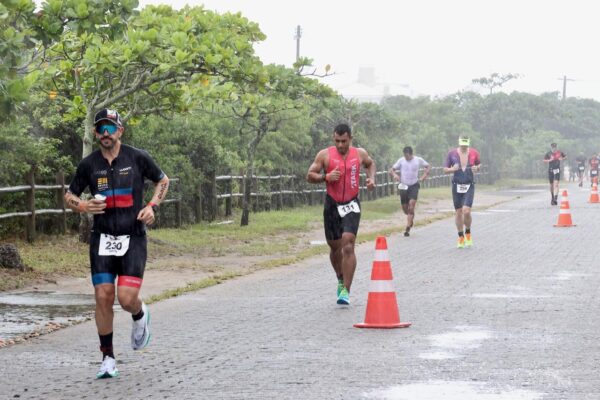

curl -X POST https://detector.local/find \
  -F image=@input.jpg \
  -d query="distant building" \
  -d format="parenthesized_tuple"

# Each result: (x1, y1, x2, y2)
(323, 67, 412, 103)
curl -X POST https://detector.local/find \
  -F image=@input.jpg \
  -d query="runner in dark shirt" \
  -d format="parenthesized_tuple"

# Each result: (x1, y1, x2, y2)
(543, 143, 566, 205)
(65, 108, 169, 379)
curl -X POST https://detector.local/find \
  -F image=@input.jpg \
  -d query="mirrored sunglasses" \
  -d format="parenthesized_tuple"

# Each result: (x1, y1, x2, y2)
(96, 124, 119, 135)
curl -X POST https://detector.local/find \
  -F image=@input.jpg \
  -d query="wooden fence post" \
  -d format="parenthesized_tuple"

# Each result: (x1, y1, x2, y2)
(55, 172, 67, 234)
(289, 175, 296, 208)
(277, 169, 284, 210)
(384, 165, 389, 197)
(25, 169, 36, 243)
(225, 175, 233, 216)
(266, 175, 272, 211)
(174, 178, 182, 228)
(252, 173, 259, 212)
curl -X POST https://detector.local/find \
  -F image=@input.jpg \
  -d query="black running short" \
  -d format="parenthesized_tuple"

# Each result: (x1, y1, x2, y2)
(452, 183, 475, 209)
(323, 195, 361, 241)
(548, 169, 560, 183)
(399, 182, 420, 205)
(89, 232, 147, 288)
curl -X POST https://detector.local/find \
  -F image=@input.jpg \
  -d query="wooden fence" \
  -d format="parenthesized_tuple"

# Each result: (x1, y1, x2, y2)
(0, 166, 488, 242)
(0, 170, 182, 242)
(207, 166, 490, 219)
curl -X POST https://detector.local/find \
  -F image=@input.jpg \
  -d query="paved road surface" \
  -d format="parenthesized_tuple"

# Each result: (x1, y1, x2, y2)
(1, 184, 598, 399)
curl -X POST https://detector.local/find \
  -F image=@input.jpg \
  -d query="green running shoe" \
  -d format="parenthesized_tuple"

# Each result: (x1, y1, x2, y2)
(457, 237, 465, 249)
(337, 287, 350, 305)
(337, 280, 344, 297)
(465, 234, 473, 247)
(96, 356, 119, 379)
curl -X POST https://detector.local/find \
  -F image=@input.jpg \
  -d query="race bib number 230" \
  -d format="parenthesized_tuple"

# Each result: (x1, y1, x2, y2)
(99, 234, 130, 256)
(337, 200, 361, 218)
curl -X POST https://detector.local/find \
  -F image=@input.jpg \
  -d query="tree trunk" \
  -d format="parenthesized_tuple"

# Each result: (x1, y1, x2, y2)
(78, 109, 96, 243)
(240, 154, 254, 226)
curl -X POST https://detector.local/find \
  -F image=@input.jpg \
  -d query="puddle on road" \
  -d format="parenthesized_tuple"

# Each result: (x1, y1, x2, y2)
(470, 293, 550, 299)
(0, 291, 95, 341)
(419, 326, 492, 360)
(428, 326, 492, 350)
(545, 271, 591, 281)
(417, 351, 460, 360)
(363, 381, 544, 400)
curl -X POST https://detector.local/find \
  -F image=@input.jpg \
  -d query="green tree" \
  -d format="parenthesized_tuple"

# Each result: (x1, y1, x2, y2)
(472, 72, 519, 94)
(0, 0, 140, 118)
(201, 63, 334, 226)
(38, 3, 266, 160)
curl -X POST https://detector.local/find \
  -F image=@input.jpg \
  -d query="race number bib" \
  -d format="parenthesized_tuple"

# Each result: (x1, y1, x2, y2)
(456, 184, 471, 194)
(398, 183, 408, 190)
(592, 170, 598, 176)
(99, 234, 130, 256)
(579, 166, 585, 171)
(552, 168, 560, 174)
(337, 200, 361, 218)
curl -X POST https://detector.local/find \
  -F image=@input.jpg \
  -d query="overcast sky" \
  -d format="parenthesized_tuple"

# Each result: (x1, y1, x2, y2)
(134, 1, 600, 100)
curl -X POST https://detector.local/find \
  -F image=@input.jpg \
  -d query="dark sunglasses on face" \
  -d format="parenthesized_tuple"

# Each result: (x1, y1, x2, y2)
(96, 124, 119, 135)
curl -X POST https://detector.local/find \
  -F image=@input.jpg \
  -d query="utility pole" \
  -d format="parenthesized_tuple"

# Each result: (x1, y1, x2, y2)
(294, 25, 302, 62)
(557, 75, 574, 100)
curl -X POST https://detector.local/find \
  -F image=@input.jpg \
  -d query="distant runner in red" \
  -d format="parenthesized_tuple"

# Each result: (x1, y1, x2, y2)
(543, 142, 566, 205)
(306, 123, 375, 306)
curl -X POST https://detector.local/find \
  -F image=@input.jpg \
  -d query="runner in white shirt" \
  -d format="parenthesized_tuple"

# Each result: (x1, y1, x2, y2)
(389, 146, 431, 236)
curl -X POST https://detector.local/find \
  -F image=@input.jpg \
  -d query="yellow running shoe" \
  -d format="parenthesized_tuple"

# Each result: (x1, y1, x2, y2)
(457, 236, 465, 249)
(465, 233, 473, 247)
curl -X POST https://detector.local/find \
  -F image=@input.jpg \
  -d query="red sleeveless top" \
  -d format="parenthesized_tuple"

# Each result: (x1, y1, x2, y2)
(326, 146, 360, 203)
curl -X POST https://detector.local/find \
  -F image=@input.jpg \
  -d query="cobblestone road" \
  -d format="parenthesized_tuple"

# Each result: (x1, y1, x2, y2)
(1, 184, 599, 399)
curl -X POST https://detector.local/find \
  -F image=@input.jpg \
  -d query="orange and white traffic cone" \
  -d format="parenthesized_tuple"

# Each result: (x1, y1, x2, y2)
(589, 178, 599, 203)
(554, 190, 576, 227)
(354, 236, 411, 329)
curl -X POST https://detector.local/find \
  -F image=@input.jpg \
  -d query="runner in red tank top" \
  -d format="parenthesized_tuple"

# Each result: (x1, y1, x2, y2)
(306, 123, 375, 305)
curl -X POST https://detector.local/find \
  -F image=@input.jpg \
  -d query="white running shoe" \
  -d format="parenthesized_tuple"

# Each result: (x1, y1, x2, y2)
(131, 302, 151, 350)
(96, 356, 119, 379)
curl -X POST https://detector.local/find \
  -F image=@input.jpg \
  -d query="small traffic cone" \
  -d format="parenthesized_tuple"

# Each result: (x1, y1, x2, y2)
(589, 178, 599, 203)
(354, 236, 411, 329)
(554, 190, 576, 227)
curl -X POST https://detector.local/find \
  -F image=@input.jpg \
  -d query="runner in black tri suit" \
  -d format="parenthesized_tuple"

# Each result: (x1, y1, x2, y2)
(65, 108, 169, 379)
(543, 142, 566, 205)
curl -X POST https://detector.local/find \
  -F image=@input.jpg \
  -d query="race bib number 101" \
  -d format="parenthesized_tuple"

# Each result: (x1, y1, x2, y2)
(99, 234, 130, 256)
(337, 200, 361, 218)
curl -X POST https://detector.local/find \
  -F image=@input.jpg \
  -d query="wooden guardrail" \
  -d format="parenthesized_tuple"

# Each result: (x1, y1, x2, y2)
(0, 171, 182, 242)
(1, 166, 488, 241)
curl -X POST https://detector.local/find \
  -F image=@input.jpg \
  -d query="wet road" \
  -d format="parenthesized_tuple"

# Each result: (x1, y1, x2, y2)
(0, 184, 598, 399)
